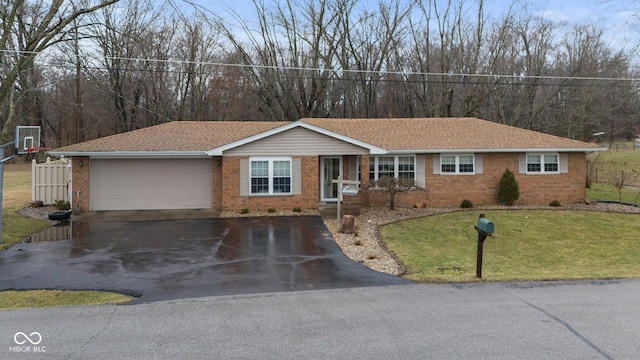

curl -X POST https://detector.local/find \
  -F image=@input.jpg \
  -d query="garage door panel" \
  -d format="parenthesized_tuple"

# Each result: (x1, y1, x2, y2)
(90, 159, 212, 210)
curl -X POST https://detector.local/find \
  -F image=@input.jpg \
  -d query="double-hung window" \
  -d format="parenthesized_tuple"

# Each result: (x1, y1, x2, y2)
(526, 153, 559, 174)
(441, 154, 475, 174)
(368, 156, 415, 181)
(250, 157, 291, 195)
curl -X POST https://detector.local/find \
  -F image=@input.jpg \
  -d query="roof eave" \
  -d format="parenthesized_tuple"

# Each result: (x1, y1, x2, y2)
(47, 151, 210, 159)
(388, 147, 607, 154)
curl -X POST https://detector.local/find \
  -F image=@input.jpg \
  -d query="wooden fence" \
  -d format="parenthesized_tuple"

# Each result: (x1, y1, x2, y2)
(32, 157, 71, 205)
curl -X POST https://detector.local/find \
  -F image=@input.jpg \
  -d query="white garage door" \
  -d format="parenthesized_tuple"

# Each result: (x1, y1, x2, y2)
(90, 159, 212, 210)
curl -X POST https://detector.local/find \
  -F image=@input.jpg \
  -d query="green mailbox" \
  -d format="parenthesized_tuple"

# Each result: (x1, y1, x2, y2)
(476, 218, 494, 234)
(474, 215, 494, 279)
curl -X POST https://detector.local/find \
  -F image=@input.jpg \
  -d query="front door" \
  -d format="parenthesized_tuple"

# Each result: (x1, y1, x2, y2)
(321, 157, 342, 202)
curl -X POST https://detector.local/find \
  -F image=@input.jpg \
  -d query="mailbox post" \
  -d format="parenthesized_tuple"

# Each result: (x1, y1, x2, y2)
(474, 214, 494, 278)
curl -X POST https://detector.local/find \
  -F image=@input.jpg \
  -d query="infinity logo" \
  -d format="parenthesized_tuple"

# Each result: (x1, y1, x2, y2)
(14, 332, 42, 345)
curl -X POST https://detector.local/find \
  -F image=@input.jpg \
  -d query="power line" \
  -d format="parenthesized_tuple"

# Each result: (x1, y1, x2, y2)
(4, 47, 640, 83)
(100, 55, 640, 83)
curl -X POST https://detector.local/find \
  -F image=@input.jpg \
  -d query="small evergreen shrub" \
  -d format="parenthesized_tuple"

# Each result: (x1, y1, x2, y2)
(292, 207, 302, 213)
(460, 199, 473, 208)
(54, 200, 71, 210)
(498, 168, 520, 206)
(549, 200, 561, 207)
(267, 208, 276, 213)
(240, 208, 250, 214)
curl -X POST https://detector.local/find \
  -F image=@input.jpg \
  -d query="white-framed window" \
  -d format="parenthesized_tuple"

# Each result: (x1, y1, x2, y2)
(250, 157, 292, 195)
(441, 154, 475, 174)
(526, 153, 559, 174)
(368, 155, 415, 181)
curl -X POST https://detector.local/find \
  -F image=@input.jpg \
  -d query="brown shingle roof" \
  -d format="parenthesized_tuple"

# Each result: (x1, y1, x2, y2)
(301, 117, 601, 151)
(51, 118, 601, 154)
(52, 121, 287, 152)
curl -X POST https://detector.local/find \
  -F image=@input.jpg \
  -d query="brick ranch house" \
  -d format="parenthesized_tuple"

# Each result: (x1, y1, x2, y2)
(48, 117, 604, 212)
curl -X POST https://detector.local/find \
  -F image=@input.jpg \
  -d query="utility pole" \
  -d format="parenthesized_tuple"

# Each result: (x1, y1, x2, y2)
(74, 22, 83, 143)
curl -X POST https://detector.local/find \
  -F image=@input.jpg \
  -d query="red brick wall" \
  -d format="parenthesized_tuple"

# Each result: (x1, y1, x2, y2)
(73, 152, 587, 212)
(221, 156, 320, 211)
(367, 153, 587, 207)
(71, 157, 90, 213)
(211, 157, 223, 211)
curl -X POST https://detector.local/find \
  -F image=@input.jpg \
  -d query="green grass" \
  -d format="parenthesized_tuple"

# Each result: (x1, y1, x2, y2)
(0, 290, 132, 310)
(381, 210, 640, 282)
(586, 183, 640, 204)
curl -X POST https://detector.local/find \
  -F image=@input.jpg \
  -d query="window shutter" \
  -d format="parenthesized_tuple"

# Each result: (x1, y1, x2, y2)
(560, 153, 569, 173)
(519, 154, 526, 174)
(348, 156, 358, 181)
(240, 159, 249, 196)
(432, 154, 441, 175)
(416, 155, 426, 188)
(293, 158, 302, 195)
(475, 154, 483, 174)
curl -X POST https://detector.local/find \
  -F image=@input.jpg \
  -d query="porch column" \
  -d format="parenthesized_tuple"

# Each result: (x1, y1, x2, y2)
(360, 155, 370, 206)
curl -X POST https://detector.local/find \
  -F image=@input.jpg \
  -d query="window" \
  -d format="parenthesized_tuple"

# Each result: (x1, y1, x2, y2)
(368, 156, 415, 181)
(398, 156, 415, 180)
(527, 153, 559, 174)
(250, 157, 291, 195)
(441, 154, 475, 174)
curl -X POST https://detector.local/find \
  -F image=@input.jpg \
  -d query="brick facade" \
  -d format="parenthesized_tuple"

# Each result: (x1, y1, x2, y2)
(71, 152, 588, 213)
(366, 152, 587, 208)
(71, 157, 90, 213)
(220, 156, 320, 211)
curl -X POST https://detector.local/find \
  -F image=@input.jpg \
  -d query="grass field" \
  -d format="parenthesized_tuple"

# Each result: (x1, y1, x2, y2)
(1, 163, 50, 249)
(0, 162, 132, 308)
(381, 210, 640, 282)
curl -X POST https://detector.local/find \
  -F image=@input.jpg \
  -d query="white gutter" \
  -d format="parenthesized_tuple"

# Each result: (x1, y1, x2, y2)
(47, 151, 210, 159)
(388, 147, 607, 154)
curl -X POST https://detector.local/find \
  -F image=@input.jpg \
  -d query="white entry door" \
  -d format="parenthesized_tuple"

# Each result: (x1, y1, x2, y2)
(321, 156, 342, 202)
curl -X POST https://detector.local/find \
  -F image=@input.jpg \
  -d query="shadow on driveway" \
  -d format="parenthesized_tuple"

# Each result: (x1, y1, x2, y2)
(0, 216, 410, 303)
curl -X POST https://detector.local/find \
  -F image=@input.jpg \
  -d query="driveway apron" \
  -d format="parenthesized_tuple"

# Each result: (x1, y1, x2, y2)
(0, 216, 409, 303)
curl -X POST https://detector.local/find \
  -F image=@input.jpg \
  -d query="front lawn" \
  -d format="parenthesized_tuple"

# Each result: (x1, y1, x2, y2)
(380, 210, 640, 282)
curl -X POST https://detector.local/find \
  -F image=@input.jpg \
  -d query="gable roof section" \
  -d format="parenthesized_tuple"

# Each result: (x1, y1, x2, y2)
(300, 118, 603, 153)
(206, 121, 386, 156)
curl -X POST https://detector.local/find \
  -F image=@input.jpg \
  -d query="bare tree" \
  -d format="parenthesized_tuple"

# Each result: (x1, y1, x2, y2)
(370, 175, 418, 210)
(0, 0, 118, 139)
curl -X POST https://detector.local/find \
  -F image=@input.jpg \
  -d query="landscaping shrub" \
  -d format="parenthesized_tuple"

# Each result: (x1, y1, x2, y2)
(292, 207, 302, 213)
(460, 199, 473, 208)
(240, 208, 249, 214)
(54, 200, 71, 210)
(549, 200, 561, 207)
(498, 168, 520, 205)
(267, 208, 276, 213)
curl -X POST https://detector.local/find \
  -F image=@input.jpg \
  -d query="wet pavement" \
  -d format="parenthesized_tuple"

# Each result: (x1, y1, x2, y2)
(0, 216, 410, 303)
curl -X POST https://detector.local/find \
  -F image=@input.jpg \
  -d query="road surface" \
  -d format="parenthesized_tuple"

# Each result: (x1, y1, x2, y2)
(1, 280, 639, 359)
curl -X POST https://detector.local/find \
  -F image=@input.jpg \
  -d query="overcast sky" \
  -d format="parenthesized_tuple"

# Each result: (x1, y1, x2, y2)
(185, 0, 638, 51)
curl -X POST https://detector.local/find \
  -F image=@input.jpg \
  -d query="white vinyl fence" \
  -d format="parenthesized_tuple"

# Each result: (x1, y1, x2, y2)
(32, 157, 71, 205)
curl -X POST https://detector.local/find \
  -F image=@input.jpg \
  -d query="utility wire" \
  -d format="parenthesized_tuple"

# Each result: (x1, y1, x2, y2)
(3, 48, 639, 83)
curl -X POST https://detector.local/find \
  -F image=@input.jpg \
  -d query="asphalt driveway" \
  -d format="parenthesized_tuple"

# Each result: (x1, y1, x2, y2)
(0, 216, 409, 303)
